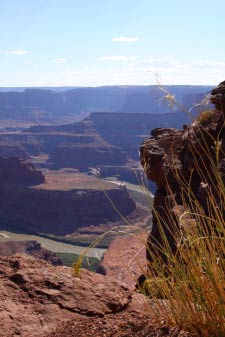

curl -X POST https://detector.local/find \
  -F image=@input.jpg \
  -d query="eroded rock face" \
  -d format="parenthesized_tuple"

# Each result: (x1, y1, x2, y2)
(140, 82, 225, 267)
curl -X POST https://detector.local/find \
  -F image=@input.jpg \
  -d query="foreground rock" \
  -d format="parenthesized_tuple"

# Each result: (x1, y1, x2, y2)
(140, 81, 225, 267)
(0, 254, 191, 337)
(47, 310, 191, 337)
(0, 254, 131, 337)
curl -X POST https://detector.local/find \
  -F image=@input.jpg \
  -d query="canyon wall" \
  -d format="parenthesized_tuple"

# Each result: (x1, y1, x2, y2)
(0, 158, 136, 235)
(0, 111, 193, 170)
(0, 85, 211, 121)
(0, 184, 135, 235)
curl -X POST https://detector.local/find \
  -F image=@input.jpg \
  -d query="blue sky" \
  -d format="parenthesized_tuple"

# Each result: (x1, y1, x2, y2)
(1, 0, 225, 86)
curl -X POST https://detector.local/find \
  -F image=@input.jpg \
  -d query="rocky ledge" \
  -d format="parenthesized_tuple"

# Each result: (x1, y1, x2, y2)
(0, 254, 191, 337)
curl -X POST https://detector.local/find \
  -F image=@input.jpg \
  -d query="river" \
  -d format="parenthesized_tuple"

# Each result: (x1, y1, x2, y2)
(0, 231, 105, 259)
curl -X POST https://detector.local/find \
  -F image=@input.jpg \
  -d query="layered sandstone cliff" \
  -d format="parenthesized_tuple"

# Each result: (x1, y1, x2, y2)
(0, 158, 136, 235)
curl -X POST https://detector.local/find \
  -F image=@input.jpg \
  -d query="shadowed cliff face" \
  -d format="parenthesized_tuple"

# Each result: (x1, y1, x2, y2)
(140, 81, 225, 266)
(0, 158, 136, 235)
(0, 184, 135, 235)
(0, 157, 45, 185)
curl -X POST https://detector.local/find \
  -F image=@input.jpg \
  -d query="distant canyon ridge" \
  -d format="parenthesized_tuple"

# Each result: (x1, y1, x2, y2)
(0, 85, 212, 128)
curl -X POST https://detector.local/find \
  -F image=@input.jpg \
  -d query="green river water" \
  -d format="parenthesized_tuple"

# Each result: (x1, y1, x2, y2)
(0, 231, 105, 259)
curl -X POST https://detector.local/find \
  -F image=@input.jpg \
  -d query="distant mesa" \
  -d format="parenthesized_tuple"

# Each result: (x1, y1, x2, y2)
(0, 157, 136, 235)
(0, 85, 212, 128)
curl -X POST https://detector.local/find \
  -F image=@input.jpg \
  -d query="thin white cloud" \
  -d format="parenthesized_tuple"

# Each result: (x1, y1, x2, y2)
(192, 60, 225, 68)
(112, 36, 140, 42)
(132, 58, 225, 71)
(125, 57, 225, 84)
(98, 56, 137, 62)
(4, 49, 28, 55)
(52, 58, 67, 64)
(2, 57, 224, 86)
(131, 57, 187, 69)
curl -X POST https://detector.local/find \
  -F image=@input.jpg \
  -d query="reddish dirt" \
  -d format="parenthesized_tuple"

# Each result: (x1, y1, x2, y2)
(47, 309, 192, 337)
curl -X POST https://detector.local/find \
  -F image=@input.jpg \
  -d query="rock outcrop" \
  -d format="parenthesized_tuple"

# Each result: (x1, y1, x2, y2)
(0, 240, 62, 265)
(140, 81, 225, 267)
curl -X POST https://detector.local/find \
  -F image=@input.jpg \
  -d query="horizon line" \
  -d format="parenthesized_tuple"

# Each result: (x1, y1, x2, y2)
(0, 83, 215, 89)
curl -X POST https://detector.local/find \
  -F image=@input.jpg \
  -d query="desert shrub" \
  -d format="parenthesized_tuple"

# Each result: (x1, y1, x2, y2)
(196, 109, 215, 126)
